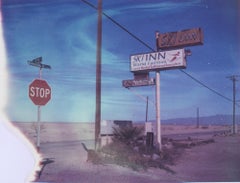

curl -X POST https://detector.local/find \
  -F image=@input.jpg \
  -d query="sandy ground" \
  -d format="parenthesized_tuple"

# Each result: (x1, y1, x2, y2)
(13, 122, 240, 183)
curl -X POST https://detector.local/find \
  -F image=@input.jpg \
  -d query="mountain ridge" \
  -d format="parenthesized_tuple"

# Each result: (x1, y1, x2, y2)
(146, 114, 240, 125)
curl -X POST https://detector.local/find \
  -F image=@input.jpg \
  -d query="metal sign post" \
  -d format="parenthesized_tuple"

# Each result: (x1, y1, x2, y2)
(125, 27, 201, 152)
(155, 70, 161, 150)
(37, 105, 41, 150)
(28, 57, 51, 151)
(37, 68, 42, 151)
(155, 31, 161, 151)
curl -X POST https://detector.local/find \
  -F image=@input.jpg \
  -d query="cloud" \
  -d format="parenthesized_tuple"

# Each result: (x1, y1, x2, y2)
(104, 0, 204, 16)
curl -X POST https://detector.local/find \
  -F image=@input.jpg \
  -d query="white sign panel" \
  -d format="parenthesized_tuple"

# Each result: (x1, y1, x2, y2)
(130, 48, 186, 72)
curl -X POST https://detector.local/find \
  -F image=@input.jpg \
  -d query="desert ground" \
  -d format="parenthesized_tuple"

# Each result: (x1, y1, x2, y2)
(13, 122, 240, 183)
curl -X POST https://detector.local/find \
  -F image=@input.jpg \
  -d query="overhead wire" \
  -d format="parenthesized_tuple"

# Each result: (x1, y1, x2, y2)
(81, 0, 154, 51)
(179, 69, 232, 102)
(80, 0, 237, 106)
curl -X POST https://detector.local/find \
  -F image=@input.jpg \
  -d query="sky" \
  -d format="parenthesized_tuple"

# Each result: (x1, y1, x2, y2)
(1, 0, 240, 123)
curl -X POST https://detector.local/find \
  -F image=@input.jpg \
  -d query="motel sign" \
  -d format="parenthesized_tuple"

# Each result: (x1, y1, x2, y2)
(157, 27, 203, 50)
(130, 48, 186, 72)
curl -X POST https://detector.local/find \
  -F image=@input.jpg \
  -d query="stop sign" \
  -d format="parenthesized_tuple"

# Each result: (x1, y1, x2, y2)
(29, 79, 51, 106)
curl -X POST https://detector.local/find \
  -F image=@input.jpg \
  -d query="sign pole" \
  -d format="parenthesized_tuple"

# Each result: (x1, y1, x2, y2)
(155, 71, 161, 151)
(155, 31, 162, 151)
(145, 96, 148, 122)
(27, 57, 51, 151)
(37, 105, 41, 150)
(37, 67, 42, 151)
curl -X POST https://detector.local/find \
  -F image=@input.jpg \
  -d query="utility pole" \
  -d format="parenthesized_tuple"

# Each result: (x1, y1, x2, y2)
(95, 0, 102, 150)
(196, 107, 199, 128)
(227, 75, 239, 134)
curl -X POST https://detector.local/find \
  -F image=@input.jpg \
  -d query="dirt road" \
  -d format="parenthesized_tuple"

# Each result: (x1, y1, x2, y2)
(37, 135, 240, 183)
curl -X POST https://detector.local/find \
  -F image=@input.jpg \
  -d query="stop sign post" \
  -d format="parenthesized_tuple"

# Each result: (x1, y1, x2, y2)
(29, 78, 51, 151)
(28, 57, 51, 151)
(29, 79, 51, 106)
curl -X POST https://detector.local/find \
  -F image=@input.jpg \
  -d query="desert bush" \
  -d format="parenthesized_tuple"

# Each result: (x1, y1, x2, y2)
(112, 125, 144, 146)
(100, 125, 176, 173)
(101, 139, 148, 170)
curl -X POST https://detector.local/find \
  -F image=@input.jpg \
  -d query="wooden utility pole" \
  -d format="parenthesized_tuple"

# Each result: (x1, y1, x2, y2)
(196, 107, 199, 128)
(95, 0, 102, 149)
(227, 75, 239, 134)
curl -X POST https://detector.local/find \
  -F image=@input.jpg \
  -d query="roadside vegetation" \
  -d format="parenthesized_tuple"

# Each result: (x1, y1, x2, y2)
(98, 125, 183, 173)
(86, 125, 215, 174)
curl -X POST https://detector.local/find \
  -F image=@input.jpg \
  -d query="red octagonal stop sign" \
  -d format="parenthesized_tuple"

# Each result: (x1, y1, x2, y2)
(29, 79, 51, 106)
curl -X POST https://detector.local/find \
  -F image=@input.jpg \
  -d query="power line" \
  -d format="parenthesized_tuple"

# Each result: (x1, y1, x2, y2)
(80, 0, 236, 105)
(127, 87, 155, 105)
(180, 69, 232, 102)
(80, 0, 154, 51)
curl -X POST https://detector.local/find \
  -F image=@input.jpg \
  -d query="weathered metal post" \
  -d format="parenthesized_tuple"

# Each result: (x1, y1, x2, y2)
(27, 57, 51, 151)
(36, 67, 42, 151)
(155, 31, 161, 151)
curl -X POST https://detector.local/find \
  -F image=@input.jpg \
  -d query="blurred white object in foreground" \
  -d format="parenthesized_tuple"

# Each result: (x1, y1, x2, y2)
(0, 115, 41, 183)
(0, 6, 41, 183)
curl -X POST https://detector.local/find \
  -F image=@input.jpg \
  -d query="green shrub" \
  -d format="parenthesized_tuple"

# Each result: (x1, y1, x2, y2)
(112, 125, 144, 146)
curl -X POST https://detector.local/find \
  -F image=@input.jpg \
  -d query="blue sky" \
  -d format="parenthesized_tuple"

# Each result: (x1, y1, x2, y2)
(1, 0, 240, 122)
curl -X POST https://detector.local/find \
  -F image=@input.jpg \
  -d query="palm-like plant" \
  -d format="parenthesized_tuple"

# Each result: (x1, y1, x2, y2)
(112, 126, 144, 146)
(101, 125, 176, 173)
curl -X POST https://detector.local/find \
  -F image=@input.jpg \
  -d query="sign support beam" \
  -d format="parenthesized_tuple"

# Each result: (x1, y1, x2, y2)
(37, 105, 41, 150)
(28, 57, 51, 151)
(155, 31, 162, 151)
(155, 71, 161, 151)
(37, 67, 42, 151)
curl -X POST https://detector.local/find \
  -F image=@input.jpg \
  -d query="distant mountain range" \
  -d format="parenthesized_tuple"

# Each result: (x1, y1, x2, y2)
(146, 114, 240, 125)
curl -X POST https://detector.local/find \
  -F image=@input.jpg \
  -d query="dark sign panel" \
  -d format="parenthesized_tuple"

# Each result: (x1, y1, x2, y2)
(157, 28, 203, 50)
(134, 72, 149, 80)
(27, 57, 51, 69)
(122, 78, 155, 88)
